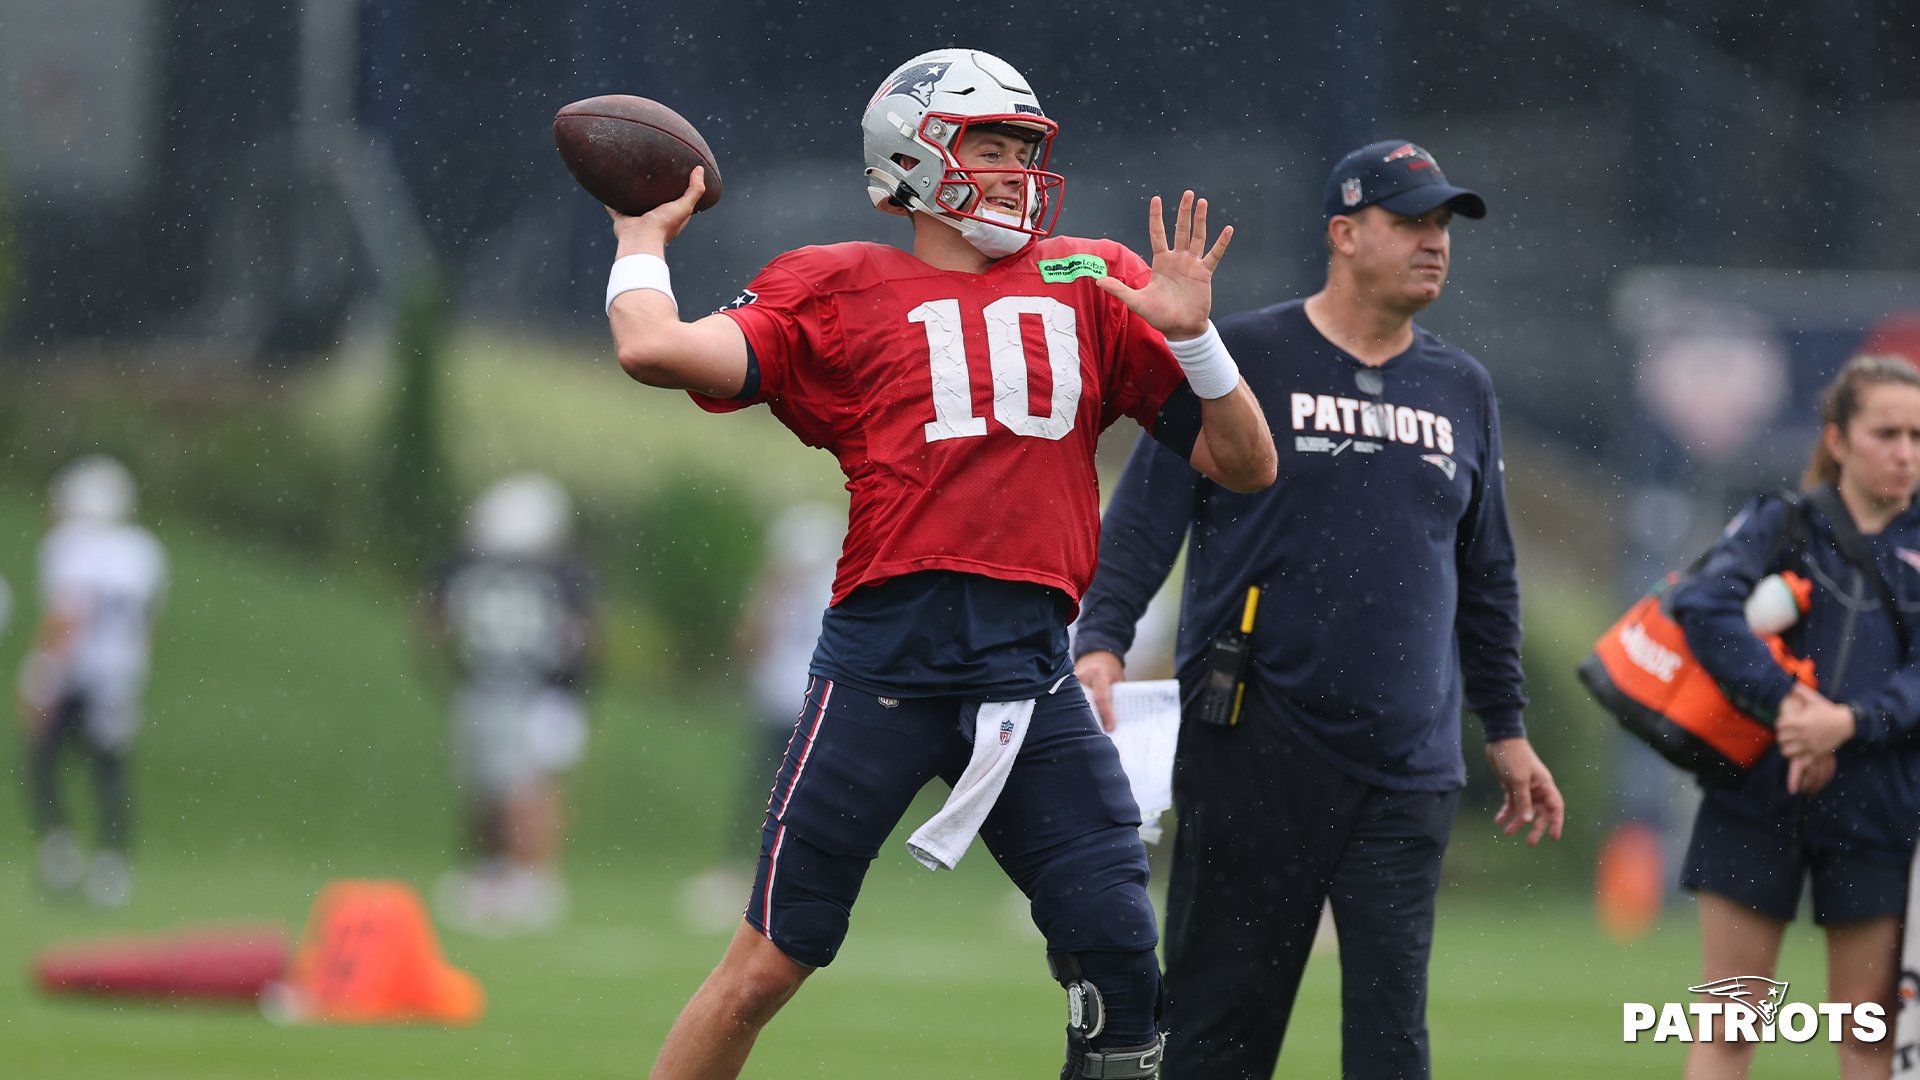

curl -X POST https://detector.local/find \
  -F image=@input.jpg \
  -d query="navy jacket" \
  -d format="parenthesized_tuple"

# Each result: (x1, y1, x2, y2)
(1670, 489, 1920, 857)
(1075, 299, 1527, 791)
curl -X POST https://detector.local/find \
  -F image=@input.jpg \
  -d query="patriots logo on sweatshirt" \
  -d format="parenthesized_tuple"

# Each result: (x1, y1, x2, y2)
(1896, 548, 1920, 575)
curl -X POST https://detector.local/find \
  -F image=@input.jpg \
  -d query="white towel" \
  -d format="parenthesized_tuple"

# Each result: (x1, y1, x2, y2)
(906, 699, 1035, 871)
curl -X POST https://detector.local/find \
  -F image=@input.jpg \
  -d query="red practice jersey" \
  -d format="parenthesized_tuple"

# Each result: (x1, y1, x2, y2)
(701, 235, 1194, 606)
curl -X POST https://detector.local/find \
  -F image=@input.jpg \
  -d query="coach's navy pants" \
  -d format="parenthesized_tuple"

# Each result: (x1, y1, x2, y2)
(1161, 710, 1460, 1080)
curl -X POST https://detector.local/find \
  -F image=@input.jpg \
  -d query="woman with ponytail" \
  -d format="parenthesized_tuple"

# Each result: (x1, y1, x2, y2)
(1670, 354, 1920, 1079)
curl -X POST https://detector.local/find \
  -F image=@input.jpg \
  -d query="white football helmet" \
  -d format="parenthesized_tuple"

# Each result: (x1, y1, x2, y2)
(51, 455, 136, 525)
(861, 49, 1063, 240)
(468, 473, 573, 559)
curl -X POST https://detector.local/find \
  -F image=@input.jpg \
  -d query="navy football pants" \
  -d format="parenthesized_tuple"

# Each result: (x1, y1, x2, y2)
(748, 675, 1160, 1043)
(1162, 713, 1459, 1080)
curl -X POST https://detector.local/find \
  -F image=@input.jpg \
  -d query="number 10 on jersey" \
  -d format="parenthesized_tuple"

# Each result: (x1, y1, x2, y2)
(910, 296, 1084, 444)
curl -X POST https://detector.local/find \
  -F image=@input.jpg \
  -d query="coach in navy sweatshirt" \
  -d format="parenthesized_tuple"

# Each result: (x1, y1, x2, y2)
(1074, 141, 1564, 1080)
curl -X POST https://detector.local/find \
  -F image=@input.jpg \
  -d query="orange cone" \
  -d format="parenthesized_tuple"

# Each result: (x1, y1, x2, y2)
(1595, 821, 1666, 943)
(266, 879, 483, 1025)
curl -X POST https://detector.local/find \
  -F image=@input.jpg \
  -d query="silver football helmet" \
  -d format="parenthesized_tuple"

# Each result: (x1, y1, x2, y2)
(861, 49, 1063, 239)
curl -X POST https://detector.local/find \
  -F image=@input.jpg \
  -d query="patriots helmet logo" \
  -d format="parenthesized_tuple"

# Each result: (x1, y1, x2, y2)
(718, 288, 758, 311)
(873, 61, 953, 109)
(1383, 142, 1439, 172)
(1687, 976, 1789, 1026)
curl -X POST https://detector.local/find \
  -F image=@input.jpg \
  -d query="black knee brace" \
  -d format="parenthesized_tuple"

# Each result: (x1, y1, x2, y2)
(1061, 1031, 1165, 1079)
(1050, 951, 1165, 1079)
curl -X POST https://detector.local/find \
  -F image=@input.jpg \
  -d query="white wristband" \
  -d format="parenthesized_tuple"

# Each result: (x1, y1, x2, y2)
(1166, 321, 1239, 400)
(606, 254, 675, 313)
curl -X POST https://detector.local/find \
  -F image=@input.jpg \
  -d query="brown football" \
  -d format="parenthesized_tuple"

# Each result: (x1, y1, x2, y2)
(553, 95, 723, 216)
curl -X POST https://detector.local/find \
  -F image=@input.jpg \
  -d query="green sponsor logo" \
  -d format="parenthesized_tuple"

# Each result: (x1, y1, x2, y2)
(1037, 254, 1108, 283)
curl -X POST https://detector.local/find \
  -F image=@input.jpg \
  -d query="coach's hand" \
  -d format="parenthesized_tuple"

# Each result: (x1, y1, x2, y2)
(1074, 649, 1126, 733)
(1485, 737, 1565, 847)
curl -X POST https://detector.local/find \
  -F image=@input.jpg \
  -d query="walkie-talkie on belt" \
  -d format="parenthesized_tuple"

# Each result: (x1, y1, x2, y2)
(1196, 586, 1260, 726)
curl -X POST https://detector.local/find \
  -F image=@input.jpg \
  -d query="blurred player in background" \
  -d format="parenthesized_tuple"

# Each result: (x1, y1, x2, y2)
(683, 501, 843, 931)
(603, 47, 1274, 1080)
(424, 472, 598, 934)
(19, 455, 167, 908)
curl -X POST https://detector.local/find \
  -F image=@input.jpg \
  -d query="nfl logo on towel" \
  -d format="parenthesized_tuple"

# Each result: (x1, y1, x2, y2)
(1000, 719, 1016, 745)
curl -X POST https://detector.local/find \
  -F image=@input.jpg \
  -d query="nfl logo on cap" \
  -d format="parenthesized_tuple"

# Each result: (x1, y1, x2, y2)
(1341, 177, 1363, 207)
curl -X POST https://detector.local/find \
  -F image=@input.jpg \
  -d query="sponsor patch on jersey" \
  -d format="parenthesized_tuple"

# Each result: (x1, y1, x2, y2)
(719, 288, 759, 311)
(1037, 254, 1108, 283)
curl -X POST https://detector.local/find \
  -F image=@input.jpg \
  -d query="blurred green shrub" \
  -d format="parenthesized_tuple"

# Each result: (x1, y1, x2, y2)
(1447, 576, 1615, 893)
(611, 473, 763, 673)
(0, 376, 349, 557)
(373, 269, 457, 573)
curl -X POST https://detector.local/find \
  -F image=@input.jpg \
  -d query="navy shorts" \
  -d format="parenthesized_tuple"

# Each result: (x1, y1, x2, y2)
(746, 675, 1151, 968)
(1680, 792, 1909, 925)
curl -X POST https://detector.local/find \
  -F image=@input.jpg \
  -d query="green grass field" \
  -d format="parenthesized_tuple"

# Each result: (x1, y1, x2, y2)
(0, 487, 1855, 1078)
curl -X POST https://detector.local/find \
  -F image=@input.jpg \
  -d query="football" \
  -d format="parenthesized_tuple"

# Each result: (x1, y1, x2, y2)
(553, 95, 723, 217)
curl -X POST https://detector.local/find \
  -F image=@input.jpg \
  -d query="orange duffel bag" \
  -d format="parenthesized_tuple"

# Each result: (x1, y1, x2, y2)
(1577, 573, 1815, 784)
(1579, 490, 1821, 783)
(1581, 486, 1917, 783)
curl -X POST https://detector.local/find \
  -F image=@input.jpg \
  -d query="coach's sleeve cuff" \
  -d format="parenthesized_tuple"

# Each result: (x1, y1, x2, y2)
(1478, 706, 1527, 744)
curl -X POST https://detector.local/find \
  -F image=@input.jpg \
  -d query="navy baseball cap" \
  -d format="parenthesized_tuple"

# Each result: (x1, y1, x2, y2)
(1323, 140, 1487, 220)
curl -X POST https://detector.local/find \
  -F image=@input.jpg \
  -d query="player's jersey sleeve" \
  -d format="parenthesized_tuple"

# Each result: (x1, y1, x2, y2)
(694, 254, 846, 449)
(1093, 244, 1202, 458)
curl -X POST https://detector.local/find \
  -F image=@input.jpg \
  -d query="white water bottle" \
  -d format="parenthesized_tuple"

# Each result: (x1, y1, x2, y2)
(1744, 573, 1803, 635)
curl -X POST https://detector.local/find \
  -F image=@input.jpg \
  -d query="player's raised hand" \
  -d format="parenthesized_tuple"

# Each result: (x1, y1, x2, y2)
(1095, 190, 1234, 342)
(607, 167, 708, 257)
